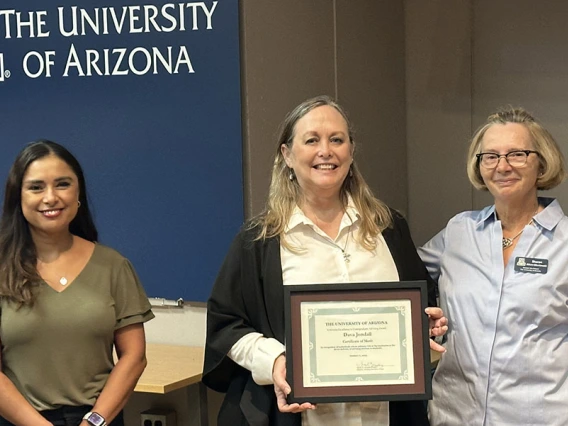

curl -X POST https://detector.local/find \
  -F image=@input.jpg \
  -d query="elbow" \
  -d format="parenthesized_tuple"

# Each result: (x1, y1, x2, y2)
(120, 352, 147, 378)
(137, 354, 148, 376)
(141, 355, 148, 371)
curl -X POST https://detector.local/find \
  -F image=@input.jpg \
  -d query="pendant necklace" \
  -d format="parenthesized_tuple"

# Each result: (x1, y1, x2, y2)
(37, 236, 74, 286)
(502, 228, 527, 250)
(37, 260, 69, 285)
(338, 229, 351, 263)
(337, 215, 356, 263)
(502, 209, 538, 250)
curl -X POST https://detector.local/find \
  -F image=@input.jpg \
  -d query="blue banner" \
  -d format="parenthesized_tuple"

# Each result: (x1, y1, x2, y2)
(0, 0, 243, 302)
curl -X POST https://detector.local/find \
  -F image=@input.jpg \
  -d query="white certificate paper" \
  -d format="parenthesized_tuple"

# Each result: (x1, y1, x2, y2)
(300, 299, 414, 388)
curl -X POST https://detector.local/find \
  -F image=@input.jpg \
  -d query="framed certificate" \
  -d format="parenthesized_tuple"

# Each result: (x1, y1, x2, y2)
(283, 281, 431, 404)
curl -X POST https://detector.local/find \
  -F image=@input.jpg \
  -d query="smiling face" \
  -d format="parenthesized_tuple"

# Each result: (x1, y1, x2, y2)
(281, 105, 353, 200)
(20, 154, 80, 237)
(479, 123, 541, 204)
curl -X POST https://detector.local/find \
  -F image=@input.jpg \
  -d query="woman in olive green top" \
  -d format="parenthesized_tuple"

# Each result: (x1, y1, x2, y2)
(0, 140, 154, 426)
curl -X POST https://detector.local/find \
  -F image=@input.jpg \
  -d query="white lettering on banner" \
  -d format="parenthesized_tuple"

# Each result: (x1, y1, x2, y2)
(63, 43, 195, 77)
(0, 10, 15, 39)
(57, 2, 218, 37)
(0, 9, 50, 39)
(0, 2, 219, 79)
(23, 50, 56, 78)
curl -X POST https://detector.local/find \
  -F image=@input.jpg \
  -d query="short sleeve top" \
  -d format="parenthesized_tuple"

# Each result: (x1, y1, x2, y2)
(0, 244, 155, 411)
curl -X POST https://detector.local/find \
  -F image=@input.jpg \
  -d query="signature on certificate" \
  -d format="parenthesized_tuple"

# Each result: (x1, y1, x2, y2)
(356, 361, 381, 370)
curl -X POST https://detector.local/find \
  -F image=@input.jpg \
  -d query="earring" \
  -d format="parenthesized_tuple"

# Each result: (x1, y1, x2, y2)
(289, 169, 295, 181)
(349, 166, 353, 178)
(77, 201, 81, 208)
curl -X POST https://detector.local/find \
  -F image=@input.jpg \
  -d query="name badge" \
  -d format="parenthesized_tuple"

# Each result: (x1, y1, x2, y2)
(514, 257, 548, 274)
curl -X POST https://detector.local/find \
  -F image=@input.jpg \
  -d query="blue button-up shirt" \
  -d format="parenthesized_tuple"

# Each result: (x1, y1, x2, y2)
(419, 197, 568, 426)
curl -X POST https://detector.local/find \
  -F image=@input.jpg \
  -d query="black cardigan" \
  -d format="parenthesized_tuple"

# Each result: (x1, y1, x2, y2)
(203, 210, 436, 426)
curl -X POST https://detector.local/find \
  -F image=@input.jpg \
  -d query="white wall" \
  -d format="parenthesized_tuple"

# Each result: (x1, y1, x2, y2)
(124, 306, 223, 426)
(143, 305, 206, 347)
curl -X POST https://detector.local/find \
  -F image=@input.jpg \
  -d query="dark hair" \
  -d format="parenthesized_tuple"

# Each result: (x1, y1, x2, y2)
(0, 140, 98, 304)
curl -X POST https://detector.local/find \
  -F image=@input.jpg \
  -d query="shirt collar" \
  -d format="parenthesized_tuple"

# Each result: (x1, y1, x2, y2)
(475, 196, 564, 231)
(475, 204, 497, 229)
(533, 197, 564, 231)
(285, 195, 361, 234)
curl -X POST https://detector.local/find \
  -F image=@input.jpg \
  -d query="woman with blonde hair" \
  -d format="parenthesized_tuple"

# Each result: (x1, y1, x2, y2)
(420, 106, 568, 425)
(204, 95, 447, 426)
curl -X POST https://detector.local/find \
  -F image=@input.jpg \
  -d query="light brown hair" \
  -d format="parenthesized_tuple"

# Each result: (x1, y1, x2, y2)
(250, 95, 392, 250)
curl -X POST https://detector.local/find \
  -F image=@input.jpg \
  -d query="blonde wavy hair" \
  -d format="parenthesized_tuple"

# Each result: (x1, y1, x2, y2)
(467, 106, 567, 190)
(250, 95, 392, 250)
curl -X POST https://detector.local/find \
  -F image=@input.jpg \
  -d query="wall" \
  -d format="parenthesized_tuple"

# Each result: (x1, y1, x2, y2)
(405, 0, 473, 245)
(470, 0, 568, 210)
(406, 1, 568, 244)
(242, 0, 408, 217)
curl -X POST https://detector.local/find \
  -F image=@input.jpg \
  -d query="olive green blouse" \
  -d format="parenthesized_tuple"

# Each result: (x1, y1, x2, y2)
(0, 244, 154, 411)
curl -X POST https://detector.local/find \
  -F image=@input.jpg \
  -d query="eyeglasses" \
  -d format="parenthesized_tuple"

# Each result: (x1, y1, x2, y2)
(476, 150, 538, 169)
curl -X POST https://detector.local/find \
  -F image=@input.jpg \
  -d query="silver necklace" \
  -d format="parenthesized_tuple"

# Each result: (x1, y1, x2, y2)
(340, 238, 350, 262)
(502, 211, 537, 250)
(37, 260, 69, 285)
(37, 236, 74, 286)
(337, 230, 351, 263)
(338, 216, 356, 263)
(312, 209, 353, 262)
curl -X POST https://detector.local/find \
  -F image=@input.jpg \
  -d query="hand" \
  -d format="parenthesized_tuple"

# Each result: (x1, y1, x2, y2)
(425, 307, 448, 353)
(272, 354, 316, 413)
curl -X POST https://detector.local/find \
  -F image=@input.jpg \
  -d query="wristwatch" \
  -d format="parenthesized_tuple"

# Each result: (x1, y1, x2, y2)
(82, 411, 107, 426)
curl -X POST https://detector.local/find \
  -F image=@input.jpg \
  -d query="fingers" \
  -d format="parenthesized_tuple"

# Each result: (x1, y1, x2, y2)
(425, 306, 448, 353)
(274, 384, 293, 411)
(429, 338, 446, 353)
(429, 321, 448, 337)
(274, 382, 316, 412)
(426, 307, 448, 337)
(425, 307, 443, 319)
(276, 398, 316, 412)
(429, 312, 448, 327)
(273, 354, 316, 413)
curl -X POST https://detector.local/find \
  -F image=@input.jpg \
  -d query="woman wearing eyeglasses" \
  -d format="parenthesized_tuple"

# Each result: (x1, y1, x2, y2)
(418, 107, 568, 426)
